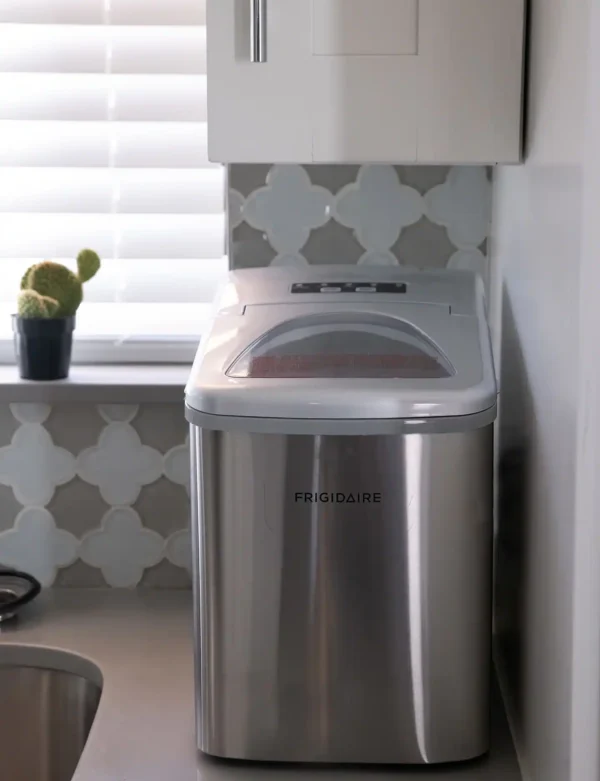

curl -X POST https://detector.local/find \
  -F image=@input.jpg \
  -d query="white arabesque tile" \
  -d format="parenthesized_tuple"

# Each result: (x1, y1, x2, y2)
(228, 188, 245, 230)
(358, 250, 401, 266)
(98, 404, 140, 423)
(0, 507, 78, 586)
(79, 507, 164, 588)
(425, 167, 491, 249)
(0, 424, 75, 505)
(9, 403, 51, 424)
(163, 436, 190, 495)
(335, 166, 424, 251)
(243, 165, 333, 253)
(78, 422, 163, 505)
(166, 528, 192, 575)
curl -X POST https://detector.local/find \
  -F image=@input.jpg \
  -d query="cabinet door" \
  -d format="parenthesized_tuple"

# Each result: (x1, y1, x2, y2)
(312, 0, 419, 162)
(417, 0, 524, 163)
(207, 0, 312, 162)
(207, 0, 524, 164)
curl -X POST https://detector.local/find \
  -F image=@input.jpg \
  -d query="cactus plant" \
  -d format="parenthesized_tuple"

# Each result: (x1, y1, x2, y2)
(19, 249, 101, 318)
(17, 290, 60, 319)
(77, 249, 101, 282)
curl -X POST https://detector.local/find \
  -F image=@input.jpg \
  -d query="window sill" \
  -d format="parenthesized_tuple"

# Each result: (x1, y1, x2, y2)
(0, 364, 191, 403)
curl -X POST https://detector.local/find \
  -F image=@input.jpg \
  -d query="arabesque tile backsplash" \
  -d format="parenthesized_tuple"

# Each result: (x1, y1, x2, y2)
(0, 164, 492, 588)
(0, 403, 191, 588)
(228, 164, 492, 292)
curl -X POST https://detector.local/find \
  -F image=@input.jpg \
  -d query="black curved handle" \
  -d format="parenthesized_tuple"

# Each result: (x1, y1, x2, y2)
(0, 568, 42, 614)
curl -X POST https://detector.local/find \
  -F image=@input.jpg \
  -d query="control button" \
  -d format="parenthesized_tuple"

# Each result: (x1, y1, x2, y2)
(321, 286, 342, 293)
(356, 286, 376, 292)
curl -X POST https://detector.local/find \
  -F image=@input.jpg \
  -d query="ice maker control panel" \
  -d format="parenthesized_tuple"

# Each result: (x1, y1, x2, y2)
(291, 282, 407, 294)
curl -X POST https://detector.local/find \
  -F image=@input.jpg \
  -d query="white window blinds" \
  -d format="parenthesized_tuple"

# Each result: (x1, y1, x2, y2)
(0, 0, 226, 361)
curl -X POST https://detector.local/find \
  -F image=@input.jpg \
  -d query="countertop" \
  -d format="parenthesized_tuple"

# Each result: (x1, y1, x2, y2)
(0, 590, 522, 781)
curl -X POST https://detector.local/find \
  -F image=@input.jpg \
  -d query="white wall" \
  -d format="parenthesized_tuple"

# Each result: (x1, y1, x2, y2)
(493, 0, 600, 779)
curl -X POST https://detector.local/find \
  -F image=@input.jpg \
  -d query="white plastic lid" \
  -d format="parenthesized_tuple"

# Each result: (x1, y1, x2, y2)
(185, 267, 497, 424)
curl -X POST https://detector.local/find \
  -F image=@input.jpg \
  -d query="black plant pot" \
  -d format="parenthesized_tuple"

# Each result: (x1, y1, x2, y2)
(12, 315, 75, 380)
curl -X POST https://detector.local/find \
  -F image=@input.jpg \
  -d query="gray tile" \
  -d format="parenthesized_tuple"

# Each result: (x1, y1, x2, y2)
(230, 223, 277, 268)
(140, 559, 191, 589)
(47, 478, 108, 538)
(302, 221, 364, 265)
(396, 165, 450, 194)
(392, 218, 456, 269)
(131, 404, 187, 452)
(45, 404, 106, 454)
(228, 164, 271, 196)
(305, 165, 361, 193)
(0, 487, 23, 533)
(0, 405, 19, 444)
(54, 560, 107, 588)
(134, 478, 190, 537)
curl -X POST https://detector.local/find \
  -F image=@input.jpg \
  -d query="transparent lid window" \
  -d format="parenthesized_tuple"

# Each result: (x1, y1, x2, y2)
(227, 313, 454, 379)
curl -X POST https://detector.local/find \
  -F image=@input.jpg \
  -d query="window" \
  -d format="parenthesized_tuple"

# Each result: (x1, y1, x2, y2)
(0, 0, 226, 363)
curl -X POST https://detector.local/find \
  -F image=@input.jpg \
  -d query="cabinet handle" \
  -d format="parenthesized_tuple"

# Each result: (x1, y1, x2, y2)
(250, 0, 267, 63)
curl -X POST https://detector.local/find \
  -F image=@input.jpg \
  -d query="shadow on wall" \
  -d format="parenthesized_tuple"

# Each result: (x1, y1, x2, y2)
(494, 289, 532, 734)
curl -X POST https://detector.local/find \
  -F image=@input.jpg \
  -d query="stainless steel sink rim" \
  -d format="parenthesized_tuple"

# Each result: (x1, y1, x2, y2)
(0, 646, 103, 688)
(0, 654, 102, 781)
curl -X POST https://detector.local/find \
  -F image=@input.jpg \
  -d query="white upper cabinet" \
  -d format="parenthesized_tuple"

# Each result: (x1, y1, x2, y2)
(207, 0, 525, 164)
(206, 0, 313, 163)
